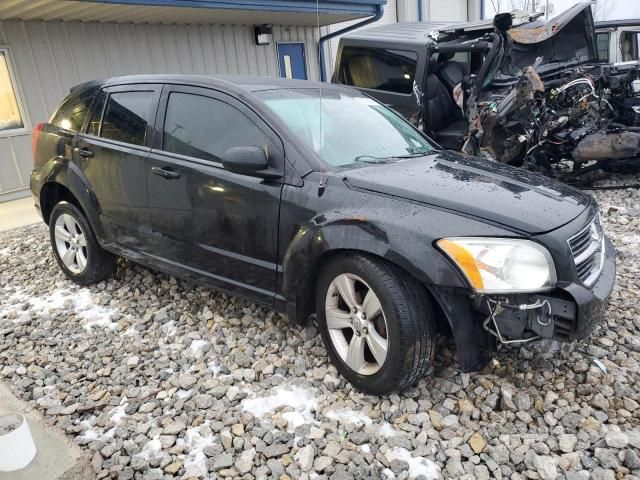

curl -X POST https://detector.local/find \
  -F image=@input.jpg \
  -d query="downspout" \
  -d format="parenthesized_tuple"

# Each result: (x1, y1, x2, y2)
(418, 0, 423, 21)
(318, 4, 384, 82)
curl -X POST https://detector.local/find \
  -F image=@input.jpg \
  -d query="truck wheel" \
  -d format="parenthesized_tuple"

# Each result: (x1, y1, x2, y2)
(316, 254, 435, 394)
(49, 201, 116, 285)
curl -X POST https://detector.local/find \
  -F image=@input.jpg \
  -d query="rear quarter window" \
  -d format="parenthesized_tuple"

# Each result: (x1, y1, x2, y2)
(50, 90, 96, 132)
(336, 46, 418, 94)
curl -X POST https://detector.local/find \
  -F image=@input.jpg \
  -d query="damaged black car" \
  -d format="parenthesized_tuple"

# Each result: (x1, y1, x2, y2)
(33, 75, 615, 394)
(334, 3, 640, 184)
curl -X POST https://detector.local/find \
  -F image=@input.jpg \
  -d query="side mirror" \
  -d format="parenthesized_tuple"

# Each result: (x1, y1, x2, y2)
(221, 146, 281, 179)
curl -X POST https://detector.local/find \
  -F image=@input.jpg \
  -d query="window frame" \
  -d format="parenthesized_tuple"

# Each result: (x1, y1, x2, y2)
(154, 84, 285, 171)
(0, 46, 30, 138)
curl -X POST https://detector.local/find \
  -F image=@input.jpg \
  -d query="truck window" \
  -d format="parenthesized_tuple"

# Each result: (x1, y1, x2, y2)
(337, 47, 418, 94)
(621, 31, 640, 62)
(596, 32, 610, 62)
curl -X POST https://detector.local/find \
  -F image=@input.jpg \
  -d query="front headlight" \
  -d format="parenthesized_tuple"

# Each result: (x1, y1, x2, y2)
(437, 237, 557, 293)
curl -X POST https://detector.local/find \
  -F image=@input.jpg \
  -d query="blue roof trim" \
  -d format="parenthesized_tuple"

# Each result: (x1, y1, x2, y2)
(81, 0, 386, 16)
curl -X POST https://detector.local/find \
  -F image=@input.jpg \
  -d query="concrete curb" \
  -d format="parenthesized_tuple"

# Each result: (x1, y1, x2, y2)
(0, 383, 95, 480)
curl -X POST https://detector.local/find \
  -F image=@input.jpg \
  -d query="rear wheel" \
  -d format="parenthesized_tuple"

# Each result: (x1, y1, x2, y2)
(49, 201, 116, 285)
(316, 254, 435, 394)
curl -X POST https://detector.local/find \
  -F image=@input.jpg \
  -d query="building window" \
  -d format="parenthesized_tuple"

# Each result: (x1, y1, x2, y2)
(0, 49, 25, 133)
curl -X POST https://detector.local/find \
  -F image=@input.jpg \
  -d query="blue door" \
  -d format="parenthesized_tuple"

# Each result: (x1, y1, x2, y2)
(277, 43, 307, 80)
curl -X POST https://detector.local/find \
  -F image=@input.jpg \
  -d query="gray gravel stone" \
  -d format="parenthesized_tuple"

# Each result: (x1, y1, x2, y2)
(2, 182, 640, 480)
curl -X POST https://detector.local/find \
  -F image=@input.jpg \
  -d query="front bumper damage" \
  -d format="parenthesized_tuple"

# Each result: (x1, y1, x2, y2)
(479, 239, 615, 345)
(431, 237, 616, 372)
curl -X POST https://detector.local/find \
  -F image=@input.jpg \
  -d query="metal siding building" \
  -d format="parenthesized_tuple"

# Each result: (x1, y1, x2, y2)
(0, 0, 384, 201)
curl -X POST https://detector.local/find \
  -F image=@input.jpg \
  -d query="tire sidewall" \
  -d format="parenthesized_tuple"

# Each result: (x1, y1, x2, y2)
(49, 202, 97, 283)
(316, 256, 415, 393)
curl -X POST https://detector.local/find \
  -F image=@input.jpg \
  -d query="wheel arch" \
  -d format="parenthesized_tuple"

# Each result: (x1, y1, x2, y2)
(288, 247, 448, 332)
(37, 159, 105, 241)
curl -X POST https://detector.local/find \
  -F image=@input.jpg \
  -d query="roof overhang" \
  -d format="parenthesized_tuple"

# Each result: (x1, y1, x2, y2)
(0, 0, 385, 26)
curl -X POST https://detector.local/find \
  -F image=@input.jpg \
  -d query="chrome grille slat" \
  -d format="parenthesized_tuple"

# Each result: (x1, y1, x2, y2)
(568, 215, 605, 287)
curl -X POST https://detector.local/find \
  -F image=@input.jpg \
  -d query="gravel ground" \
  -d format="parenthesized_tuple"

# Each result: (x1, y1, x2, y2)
(1, 186, 639, 480)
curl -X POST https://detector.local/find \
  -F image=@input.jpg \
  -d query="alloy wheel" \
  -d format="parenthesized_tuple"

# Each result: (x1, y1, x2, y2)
(53, 213, 88, 274)
(325, 273, 389, 375)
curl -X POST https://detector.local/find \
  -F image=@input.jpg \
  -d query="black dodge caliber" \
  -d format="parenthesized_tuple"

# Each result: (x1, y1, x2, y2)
(31, 75, 615, 394)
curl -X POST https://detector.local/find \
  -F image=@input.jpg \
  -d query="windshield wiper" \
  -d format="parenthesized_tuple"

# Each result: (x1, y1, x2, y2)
(354, 155, 392, 164)
(354, 152, 429, 164)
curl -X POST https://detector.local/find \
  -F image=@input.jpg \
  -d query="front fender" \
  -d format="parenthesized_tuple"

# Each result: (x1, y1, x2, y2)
(280, 213, 468, 305)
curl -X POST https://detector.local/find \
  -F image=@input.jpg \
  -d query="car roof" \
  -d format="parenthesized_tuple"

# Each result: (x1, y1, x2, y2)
(595, 19, 640, 29)
(71, 74, 343, 95)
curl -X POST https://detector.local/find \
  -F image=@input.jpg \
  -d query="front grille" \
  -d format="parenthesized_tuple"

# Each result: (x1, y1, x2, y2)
(568, 214, 605, 287)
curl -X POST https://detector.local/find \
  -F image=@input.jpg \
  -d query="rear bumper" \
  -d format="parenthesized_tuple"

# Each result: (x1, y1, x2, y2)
(30, 169, 43, 219)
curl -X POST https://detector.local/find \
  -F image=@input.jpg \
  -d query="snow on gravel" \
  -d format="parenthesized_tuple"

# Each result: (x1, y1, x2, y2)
(242, 385, 317, 421)
(0, 182, 639, 479)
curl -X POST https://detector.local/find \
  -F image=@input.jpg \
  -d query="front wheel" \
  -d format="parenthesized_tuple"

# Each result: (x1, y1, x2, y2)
(316, 254, 435, 394)
(49, 201, 116, 285)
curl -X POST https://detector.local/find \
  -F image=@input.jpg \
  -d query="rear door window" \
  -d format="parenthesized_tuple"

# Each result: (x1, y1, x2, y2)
(100, 91, 154, 146)
(337, 47, 418, 94)
(50, 91, 95, 132)
(162, 92, 267, 162)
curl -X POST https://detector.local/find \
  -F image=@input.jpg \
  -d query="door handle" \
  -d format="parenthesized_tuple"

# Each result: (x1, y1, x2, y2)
(75, 147, 94, 158)
(151, 166, 181, 179)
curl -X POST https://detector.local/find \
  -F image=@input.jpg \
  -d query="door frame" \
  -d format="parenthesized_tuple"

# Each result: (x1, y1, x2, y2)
(276, 42, 308, 80)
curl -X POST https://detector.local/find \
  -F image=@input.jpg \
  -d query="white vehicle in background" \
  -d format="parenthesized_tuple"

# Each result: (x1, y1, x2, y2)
(595, 19, 640, 64)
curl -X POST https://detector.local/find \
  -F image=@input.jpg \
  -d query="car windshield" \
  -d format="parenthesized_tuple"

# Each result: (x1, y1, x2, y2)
(257, 88, 434, 167)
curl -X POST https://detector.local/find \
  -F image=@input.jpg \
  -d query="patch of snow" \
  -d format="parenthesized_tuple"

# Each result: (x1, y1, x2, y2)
(208, 359, 220, 375)
(386, 447, 440, 480)
(178, 423, 215, 478)
(383, 468, 396, 479)
(77, 419, 100, 443)
(325, 409, 398, 438)
(176, 389, 192, 400)
(122, 326, 139, 337)
(0, 287, 121, 330)
(620, 234, 640, 244)
(325, 408, 373, 427)
(377, 422, 397, 438)
(163, 320, 177, 337)
(189, 339, 209, 357)
(109, 401, 128, 425)
(136, 437, 163, 463)
(242, 386, 317, 431)
(282, 410, 316, 431)
(76, 417, 108, 443)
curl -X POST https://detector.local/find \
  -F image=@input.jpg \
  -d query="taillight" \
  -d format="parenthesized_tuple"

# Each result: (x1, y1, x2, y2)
(32, 122, 45, 162)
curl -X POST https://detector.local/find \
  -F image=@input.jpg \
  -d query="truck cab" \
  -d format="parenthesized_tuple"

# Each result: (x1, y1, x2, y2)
(595, 19, 640, 64)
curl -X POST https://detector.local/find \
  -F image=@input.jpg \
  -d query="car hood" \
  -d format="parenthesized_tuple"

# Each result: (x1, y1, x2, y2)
(343, 151, 592, 235)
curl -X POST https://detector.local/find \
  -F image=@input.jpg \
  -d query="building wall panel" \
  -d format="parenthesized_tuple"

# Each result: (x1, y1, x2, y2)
(0, 19, 321, 199)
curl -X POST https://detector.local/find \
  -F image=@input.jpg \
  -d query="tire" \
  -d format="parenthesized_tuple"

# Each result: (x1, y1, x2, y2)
(316, 254, 435, 394)
(49, 201, 116, 285)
